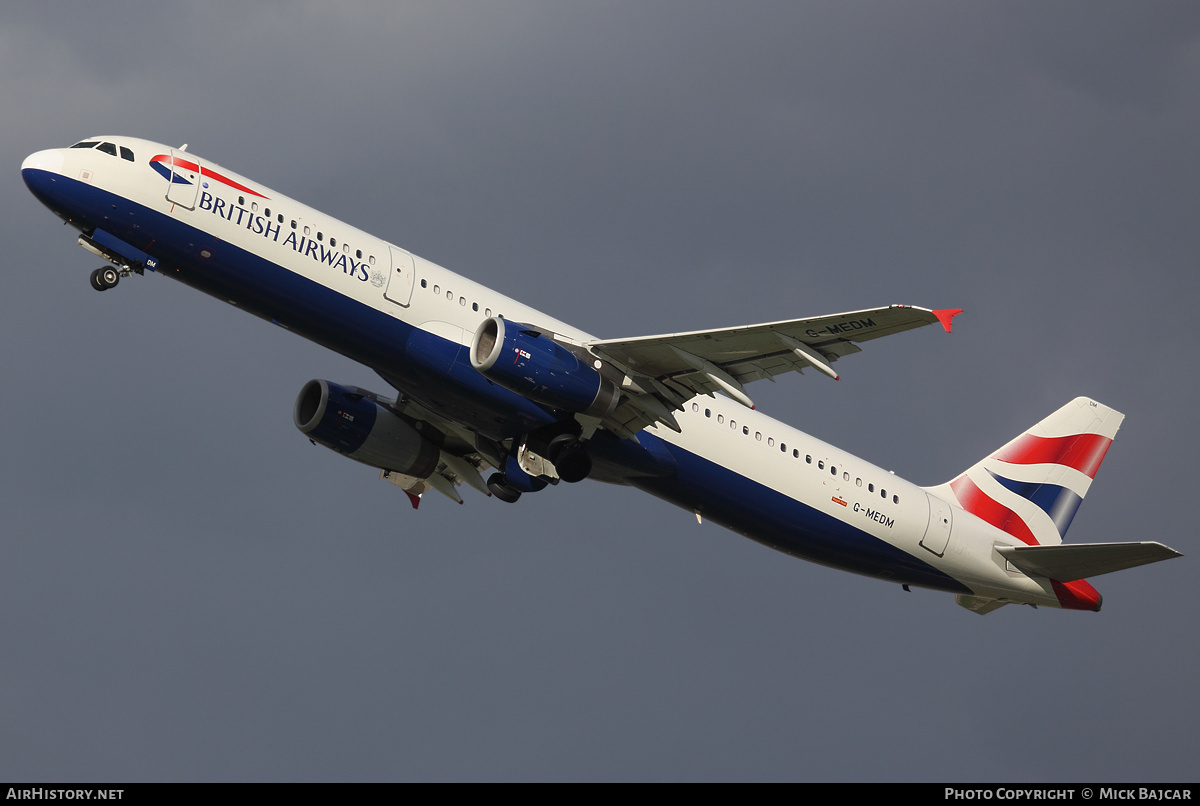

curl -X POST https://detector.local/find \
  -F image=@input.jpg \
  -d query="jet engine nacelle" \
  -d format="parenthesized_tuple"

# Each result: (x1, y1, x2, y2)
(294, 379, 439, 477)
(470, 317, 619, 418)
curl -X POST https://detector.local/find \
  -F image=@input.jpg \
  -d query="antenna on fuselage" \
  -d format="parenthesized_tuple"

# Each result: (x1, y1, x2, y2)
(178, 144, 188, 151)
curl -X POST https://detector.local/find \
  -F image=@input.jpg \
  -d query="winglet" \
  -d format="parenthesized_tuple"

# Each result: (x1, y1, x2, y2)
(932, 308, 963, 333)
(405, 491, 421, 509)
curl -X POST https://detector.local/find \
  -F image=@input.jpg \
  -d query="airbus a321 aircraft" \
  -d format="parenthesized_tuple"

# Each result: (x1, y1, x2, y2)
(22, 136, 1182, 614)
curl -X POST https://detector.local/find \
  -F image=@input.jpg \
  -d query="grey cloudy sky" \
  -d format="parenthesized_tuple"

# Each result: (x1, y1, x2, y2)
(1, 1, 1196, 782)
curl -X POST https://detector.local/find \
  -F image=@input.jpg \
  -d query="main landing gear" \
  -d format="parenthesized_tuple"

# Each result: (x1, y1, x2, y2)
(89, 266, 121, 291)
(546, 434, 592, 484)
(487, 473, 523, 503)
(486, 433, 594, 505)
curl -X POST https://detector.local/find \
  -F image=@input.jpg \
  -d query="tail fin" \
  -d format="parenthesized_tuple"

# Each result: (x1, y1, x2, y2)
(926, 397, 1123, 546)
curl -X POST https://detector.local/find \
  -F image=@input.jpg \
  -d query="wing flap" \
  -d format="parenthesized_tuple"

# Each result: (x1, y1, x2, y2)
(582, 304, 957, 440)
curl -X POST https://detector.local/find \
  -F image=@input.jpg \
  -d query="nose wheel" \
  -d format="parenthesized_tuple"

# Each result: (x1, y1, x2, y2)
(89, 267, 121, 291)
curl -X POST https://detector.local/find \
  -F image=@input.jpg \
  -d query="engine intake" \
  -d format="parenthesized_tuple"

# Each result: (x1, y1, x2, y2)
(294, 379, 439, 477)
(470, 317, 619, 417)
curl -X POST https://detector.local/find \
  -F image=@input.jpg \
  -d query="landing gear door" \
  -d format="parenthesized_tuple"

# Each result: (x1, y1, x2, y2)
(385, 246, 416, 307)
(920, 493, 953, 557)
(165, 149, 201, 210)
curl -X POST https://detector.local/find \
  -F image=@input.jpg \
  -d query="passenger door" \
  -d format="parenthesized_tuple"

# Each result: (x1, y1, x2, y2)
(165, 150, 200, 210)
(384, 246, 416, 306)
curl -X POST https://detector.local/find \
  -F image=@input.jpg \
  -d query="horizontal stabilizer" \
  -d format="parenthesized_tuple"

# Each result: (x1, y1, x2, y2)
(956, 595, 1009, 615)
(996, 541, 1182, 582)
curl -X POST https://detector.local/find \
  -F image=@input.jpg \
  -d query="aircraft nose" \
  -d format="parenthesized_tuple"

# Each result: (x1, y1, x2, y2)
(22, 148, 64, 175)
(22, 149, 66, 205)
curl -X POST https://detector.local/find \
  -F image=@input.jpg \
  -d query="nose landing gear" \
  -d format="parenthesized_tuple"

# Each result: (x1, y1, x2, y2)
(78, 233, 148, 293)
(89, 267, 121, 291)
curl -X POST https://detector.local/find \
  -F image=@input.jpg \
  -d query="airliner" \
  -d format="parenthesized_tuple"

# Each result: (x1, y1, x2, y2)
(21, 136, 1181, 614)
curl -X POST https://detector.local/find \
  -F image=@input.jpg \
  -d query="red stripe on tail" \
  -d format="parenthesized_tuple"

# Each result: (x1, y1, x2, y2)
(993, 433, 1112, 479)
(950, 476, 1039, 545)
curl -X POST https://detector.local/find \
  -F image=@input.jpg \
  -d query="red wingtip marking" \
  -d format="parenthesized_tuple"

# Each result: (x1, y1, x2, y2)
(405, 491, 421, 509)
(932, 308, 963, 333)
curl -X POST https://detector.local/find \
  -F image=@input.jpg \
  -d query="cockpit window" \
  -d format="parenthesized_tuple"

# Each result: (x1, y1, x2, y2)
(70, 141, 99, 149)
(119, 146, 134, 162)
(96, 142, 118, 156)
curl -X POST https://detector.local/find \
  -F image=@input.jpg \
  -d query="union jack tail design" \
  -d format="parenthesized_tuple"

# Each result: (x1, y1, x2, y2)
(931, 397, 1123, 547)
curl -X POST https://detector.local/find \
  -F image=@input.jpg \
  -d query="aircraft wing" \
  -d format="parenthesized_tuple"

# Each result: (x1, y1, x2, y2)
(586, 305, 960, 437)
